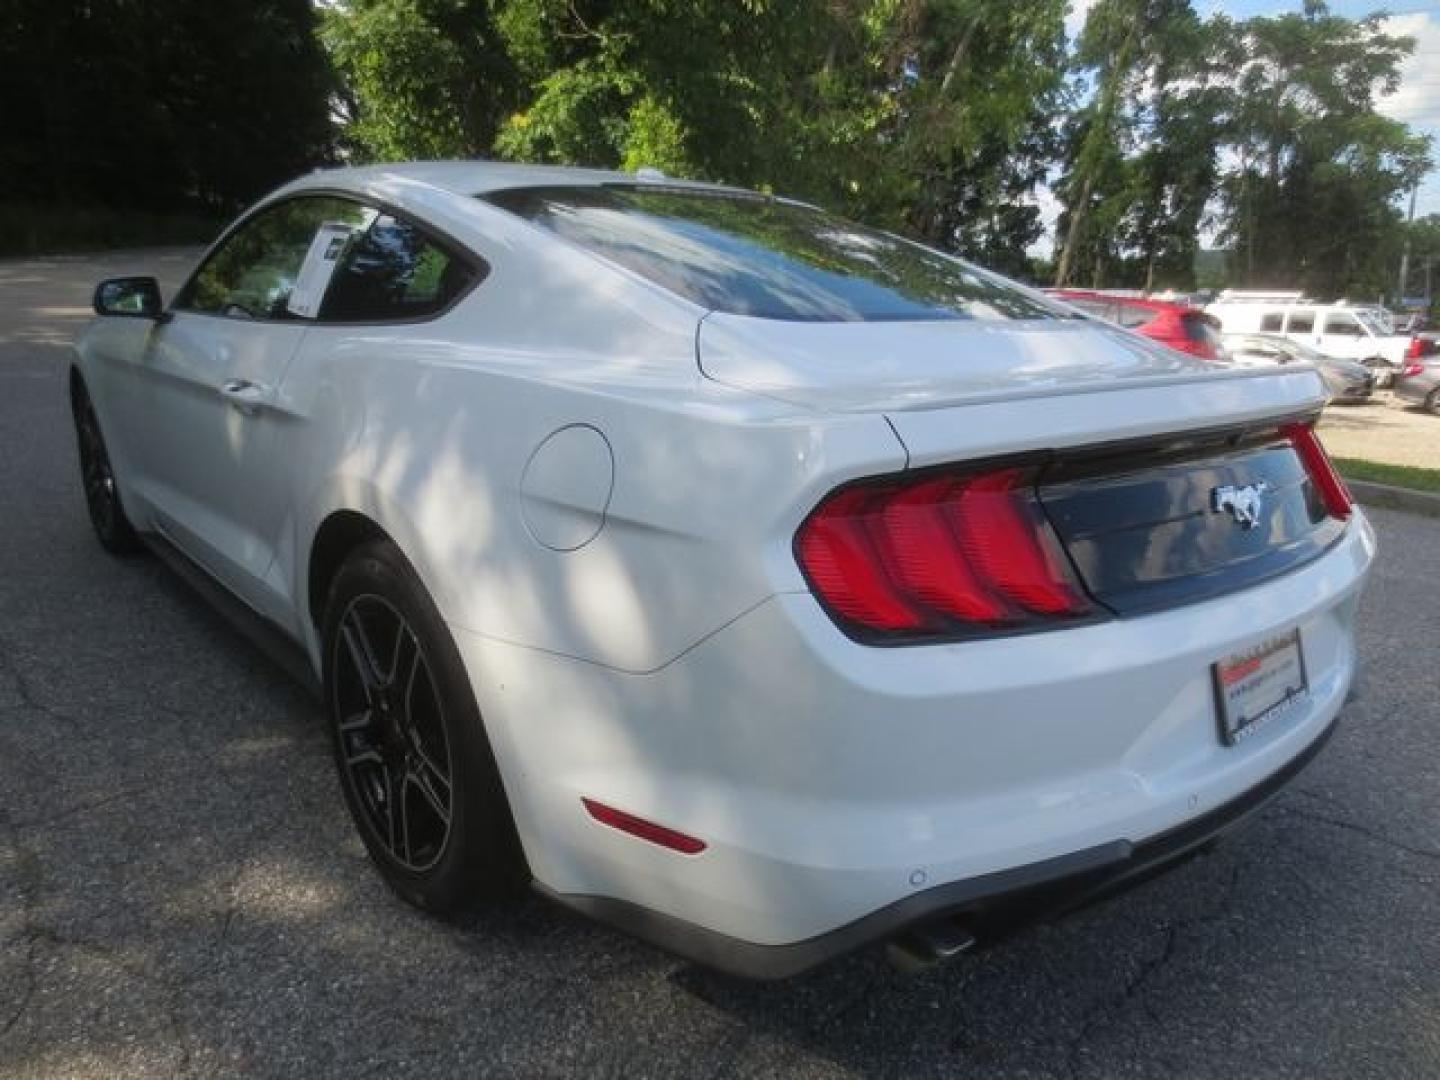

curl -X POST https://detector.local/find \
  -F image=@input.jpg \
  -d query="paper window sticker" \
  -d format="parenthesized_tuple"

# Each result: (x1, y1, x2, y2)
(288, 221, 360, 319)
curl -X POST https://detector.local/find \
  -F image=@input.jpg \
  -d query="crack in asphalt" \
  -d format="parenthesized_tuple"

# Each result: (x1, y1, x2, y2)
(1274, 804, 1440, 862)
(5, 787, 147, 832)
(1063, 923, 1179, 1080)
(0, 637, 89, 739)
(1061, 855, 1244, 1079)
(0, 825, 42, 1047)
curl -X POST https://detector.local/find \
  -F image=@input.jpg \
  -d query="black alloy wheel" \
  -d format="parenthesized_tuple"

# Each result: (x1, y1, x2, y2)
(71, 378, 140, 553)
(323, 540, 525, 913)
(332, 594, 454, 872)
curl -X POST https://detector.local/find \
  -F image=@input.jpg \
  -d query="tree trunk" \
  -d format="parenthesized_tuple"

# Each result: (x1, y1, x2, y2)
(1054, 13, 1142, 286)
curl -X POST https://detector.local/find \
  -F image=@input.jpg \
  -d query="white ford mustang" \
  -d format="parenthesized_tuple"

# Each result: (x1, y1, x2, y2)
(71, 162, 1373, 978)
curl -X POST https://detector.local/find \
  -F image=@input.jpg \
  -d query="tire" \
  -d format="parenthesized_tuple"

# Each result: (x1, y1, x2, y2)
(70, 376, 142, 554)
(322, 539, 526, 914)
(1427, 388, 1440, 415)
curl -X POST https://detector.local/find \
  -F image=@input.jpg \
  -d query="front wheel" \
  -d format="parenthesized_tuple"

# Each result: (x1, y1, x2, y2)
(70, 376, 141, 554)
(322, 540, 526, 913)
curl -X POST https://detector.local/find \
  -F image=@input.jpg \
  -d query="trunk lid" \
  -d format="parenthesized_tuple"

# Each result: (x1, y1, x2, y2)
(1036, 428, 1347, 616)
(698, 312, 1295, 414)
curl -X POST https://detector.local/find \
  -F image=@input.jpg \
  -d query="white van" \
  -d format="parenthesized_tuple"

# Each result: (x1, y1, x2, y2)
(1205, 298, 1410, 385)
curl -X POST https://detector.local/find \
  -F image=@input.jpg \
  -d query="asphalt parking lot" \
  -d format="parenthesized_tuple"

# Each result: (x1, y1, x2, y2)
(2, 251, 1438, 1079)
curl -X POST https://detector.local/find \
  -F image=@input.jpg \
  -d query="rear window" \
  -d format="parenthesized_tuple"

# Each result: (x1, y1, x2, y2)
(484, 184, 1063, 323)
(1260, 312, 1284, 332)
(1184, 312, 1222, 347)
(1114, 303, 1153, 329)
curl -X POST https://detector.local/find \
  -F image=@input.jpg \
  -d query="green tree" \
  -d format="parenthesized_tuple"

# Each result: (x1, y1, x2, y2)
(1053, 0, 1216, 287)
(321, 0, 1067, 273)
(322, 0, 521, 161)
(1217, 2, 1432, 298)
(0, 0, 334, 215)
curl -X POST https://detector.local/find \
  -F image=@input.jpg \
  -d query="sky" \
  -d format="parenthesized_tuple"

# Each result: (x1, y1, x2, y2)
(1037, 0, 1440, 251)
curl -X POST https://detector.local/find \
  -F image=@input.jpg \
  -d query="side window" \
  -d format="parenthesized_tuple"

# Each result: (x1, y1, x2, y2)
(1287, 311, 1315, 334)
(1069, 299, 1111, 320)
(1115, 304, 1153, 329)
(319, 215, 479, 322)
(178, 197, 371, 319)
(1323, 314, 1362, 337)
(1259, 311, 1283, 332)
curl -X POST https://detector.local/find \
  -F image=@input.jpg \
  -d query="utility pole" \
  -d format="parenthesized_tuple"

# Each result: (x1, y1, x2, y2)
(1397, 181, 1417, 304)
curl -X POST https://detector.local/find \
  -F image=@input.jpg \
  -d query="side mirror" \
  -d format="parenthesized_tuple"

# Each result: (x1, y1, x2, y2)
(93, 276, 164, 319)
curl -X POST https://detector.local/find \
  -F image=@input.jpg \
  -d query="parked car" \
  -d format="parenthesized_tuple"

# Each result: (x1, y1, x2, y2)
(1050, 288, 1225, 359)
(71, 163, 1372, 979)
(1205, 299, 1414, 386)
(1394, 353, 1440, 413)
(1223, 333, 1375, 404)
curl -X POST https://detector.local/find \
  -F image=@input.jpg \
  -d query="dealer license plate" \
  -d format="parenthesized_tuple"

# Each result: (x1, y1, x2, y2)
(1212, 630, 1308, 745)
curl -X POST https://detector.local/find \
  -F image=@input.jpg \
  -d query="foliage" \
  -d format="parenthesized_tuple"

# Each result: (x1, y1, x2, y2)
(321, 0, 520, 160)
(1053, 0, 1433, 297)
(4, 0, 1435, 291)
(0, 0, 334, 219)
(0, 203, 223, 257)
(1216, 3, 1432, 299)
(1334, 458, 1440, 495)
(323, 0, 1068, 274)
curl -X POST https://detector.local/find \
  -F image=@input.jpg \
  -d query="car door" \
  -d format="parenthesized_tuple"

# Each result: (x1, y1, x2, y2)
(267, 209, 486, 624)
(1317, 312, 1367, 360)
(134, 195, 373, 624)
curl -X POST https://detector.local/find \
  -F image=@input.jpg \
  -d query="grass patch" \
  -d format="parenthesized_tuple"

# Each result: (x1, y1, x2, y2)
(0, 202, 222, 256)
(1334, 457, 1440, 494)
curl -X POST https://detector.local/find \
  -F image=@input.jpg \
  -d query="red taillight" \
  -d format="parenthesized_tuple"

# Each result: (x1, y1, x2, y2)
(582, 798, 707, 854)
(1405, 336, 1437, 363)
(1402, 361, 1425, 378)
(795, 466, 1093, 641)
(1282, 423, 1352, 520)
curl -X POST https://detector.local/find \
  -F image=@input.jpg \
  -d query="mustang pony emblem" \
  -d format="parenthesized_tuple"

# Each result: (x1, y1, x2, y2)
(1211, 481, 1269, 529)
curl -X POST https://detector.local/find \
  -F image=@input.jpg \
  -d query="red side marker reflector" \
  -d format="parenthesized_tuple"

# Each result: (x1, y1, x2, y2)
(582, 798, 707, 854)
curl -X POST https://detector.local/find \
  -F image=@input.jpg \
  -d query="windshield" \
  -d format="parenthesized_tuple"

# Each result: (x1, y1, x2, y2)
(1354, 309, 1387, 336)
(484, 184, 1065, 323)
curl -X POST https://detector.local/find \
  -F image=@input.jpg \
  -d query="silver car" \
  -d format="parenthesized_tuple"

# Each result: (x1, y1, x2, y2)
(1395, 352, 1440, 413)
(1223, 334, 1375, 404)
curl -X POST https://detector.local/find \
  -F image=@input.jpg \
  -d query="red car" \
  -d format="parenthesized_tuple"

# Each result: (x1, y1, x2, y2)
(1050, 289, 1224, 361)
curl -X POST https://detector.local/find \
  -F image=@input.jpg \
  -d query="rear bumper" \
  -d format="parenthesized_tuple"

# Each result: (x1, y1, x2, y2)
(456, 510, 1374, 972)
(539, 714, 1337, 979)
(1393, 377, 1436, 405)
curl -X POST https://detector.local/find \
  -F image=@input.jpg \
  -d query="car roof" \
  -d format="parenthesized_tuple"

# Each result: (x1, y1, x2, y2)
(278, 160, 751, 202)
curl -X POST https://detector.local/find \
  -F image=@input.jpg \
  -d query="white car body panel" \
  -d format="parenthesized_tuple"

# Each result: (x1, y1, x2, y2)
(697, 311, 1211, 413)
(72, 162, 1372, 971)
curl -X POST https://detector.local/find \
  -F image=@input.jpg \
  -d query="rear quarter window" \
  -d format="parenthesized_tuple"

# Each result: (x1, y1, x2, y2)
(319, 215, 479, 323)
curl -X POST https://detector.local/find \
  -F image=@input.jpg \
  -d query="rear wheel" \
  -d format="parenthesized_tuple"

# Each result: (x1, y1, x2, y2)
(1427, 388, 1439, 415)
(322, 540, 525, 913)
(70, 377, 141, 554)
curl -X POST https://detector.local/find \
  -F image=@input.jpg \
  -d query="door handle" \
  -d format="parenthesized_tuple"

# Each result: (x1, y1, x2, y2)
(220, 378, 272, 415)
